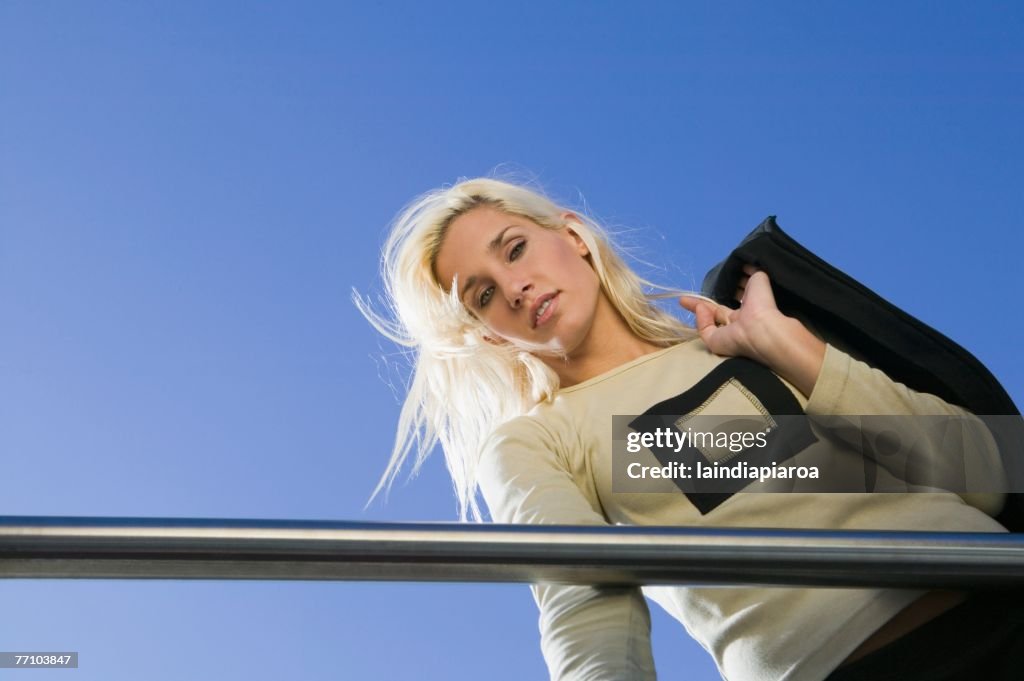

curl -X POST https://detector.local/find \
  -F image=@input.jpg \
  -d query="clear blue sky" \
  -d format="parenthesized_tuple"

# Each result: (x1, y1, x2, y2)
(1, 2, 1021, 679)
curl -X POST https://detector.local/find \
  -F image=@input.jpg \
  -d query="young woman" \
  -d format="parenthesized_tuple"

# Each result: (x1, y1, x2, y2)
(359, 177, 1018, 681)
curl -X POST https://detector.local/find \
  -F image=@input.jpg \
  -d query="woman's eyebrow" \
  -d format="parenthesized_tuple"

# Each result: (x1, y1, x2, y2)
(459, 225, 518, 302)
(486, 225, 516, 253)
(458, 275, 477, 303)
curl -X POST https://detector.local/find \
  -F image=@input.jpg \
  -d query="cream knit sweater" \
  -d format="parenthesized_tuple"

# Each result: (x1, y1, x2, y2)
(477, 340, 1006, 681)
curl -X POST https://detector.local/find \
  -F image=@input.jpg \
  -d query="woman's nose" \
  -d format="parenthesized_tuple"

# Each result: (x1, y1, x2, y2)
(506, 280, 533, 308)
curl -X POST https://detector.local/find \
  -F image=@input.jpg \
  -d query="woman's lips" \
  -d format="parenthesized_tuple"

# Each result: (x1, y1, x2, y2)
(534, 293, 558, 328)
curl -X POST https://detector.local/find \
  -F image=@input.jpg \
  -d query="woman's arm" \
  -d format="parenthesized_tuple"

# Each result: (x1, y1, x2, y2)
(806, 343, 1007, 509)
(477, 416, 657, 681)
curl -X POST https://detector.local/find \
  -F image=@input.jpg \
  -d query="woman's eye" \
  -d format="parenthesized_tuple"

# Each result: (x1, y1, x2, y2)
(509, 241, 525, 261)
(479, 286, 494, 307)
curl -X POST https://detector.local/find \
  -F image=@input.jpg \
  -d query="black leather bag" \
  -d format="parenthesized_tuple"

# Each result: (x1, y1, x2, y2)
(702, 216, 1024, 530)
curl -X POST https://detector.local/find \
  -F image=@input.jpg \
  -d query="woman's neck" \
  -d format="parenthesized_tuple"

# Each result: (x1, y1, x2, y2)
(543, 295, 664, 388)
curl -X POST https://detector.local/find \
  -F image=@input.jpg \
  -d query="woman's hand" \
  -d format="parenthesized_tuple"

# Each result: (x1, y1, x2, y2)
(679, 266, 826, 398)
(679, 265, 776, 362)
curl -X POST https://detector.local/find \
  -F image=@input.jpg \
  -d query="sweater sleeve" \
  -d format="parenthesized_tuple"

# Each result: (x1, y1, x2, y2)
(806, 343, 1007, 514)
(477, 416, 657, 681)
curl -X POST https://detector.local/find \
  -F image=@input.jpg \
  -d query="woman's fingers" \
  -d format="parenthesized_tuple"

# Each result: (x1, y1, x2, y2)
(735, 278, 748, 302)
(740, 270, 778, 312)
(735, 264, 760, 302)
(680, 269, 790, 363)
(679, 295, 734, 323)
(678, 295, 700, 314)
(679, 296, 737, 352)
(679, 296, 716, 330)
(693, 301, 716, 332)
(713, 304, 732, 326)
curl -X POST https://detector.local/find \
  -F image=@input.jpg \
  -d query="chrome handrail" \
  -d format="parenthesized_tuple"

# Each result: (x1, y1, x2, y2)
(2, 516, 1022, 587)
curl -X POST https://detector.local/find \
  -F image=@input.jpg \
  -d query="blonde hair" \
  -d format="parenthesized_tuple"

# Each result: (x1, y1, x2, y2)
(355, 177, 697, 521)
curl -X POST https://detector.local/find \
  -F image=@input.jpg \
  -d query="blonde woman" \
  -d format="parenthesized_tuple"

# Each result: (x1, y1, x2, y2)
(358, 177, 1019, 681)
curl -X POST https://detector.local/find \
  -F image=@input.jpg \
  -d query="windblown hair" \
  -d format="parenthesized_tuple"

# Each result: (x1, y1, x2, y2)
(355, 177, 697, 521)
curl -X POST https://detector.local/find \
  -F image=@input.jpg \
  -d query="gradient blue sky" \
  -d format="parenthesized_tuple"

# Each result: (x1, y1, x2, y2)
(2, 2, 1021, 679)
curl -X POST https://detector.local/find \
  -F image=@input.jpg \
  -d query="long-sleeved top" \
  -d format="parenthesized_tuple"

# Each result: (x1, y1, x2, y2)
(476, 339, 1007, 681)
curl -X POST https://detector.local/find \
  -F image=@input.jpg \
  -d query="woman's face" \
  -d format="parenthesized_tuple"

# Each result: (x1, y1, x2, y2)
(433, 205, 602, 357)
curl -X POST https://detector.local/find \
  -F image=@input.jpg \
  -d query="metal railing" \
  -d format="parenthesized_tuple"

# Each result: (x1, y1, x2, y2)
(2, 516, 1023, 588)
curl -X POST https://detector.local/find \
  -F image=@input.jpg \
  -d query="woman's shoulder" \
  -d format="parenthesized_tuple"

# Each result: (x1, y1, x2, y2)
(479, 397, 580, 467)
(488, 399, 574, 445)
(476, 408, 570, 487)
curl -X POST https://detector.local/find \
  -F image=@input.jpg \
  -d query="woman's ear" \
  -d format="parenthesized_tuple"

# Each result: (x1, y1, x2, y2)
(560, 211, 590, 256)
